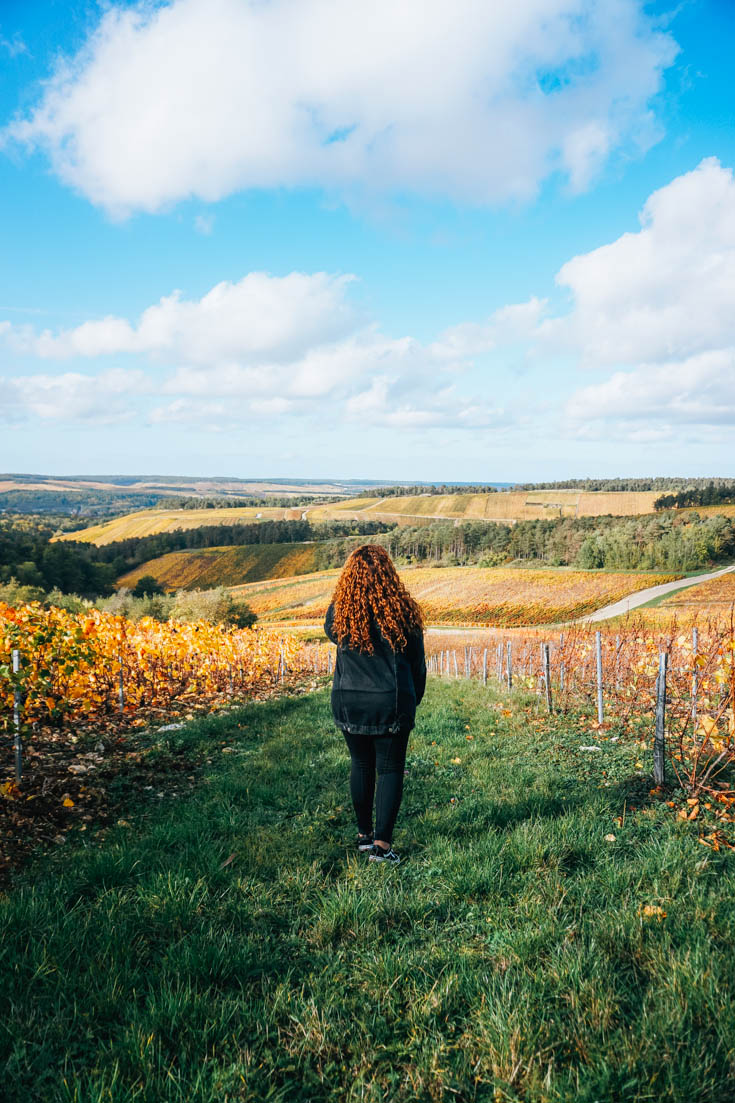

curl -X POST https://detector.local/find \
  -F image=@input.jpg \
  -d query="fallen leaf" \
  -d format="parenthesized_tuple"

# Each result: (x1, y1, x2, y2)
(62, 797, 75, 808)
(641, 904, 666, 920)
(604, 833, 616, 842)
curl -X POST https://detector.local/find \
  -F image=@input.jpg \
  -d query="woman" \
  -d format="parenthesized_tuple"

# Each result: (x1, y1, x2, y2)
(324, 544, 426, 865)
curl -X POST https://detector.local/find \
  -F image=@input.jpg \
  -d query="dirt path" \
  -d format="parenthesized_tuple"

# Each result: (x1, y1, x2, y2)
(576, 563, 735, 624)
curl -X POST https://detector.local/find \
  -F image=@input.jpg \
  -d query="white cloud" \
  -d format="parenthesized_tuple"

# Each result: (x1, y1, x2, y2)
(432, 298, 547, 360)
(345, 375, 508, 430)
(5, 160, 735, 442)
(547, 158, 735, 367)
(0, 270, 511, 430)
(565, 350, 735, 428)
(4, 272, 357, 365)
(553, 158, 735, 437)
(1, 368, 146, 423)
(2, 0, 677, 215)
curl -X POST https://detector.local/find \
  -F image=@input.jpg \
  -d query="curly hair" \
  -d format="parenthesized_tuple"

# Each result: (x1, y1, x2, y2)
(331, 544, 424, 653)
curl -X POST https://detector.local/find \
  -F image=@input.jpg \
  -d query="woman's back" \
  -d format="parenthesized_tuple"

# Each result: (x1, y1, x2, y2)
(324, 601, 425, 734)
(325, 544, 426, 862)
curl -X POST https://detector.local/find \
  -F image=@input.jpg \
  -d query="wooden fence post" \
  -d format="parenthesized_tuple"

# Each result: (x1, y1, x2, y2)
(654, 651, 668, 786)
(482, 648, 488, 687)
(118, 648, 125, 717)
(506, 641, 512, 691)
(691, 626, 699, 722)
(543, 643, 552, 713)
(595, 630, 604, 725)
(453, 651, 459, 677)
(12, 649, 22, 783)
(496, 642, 502, 682)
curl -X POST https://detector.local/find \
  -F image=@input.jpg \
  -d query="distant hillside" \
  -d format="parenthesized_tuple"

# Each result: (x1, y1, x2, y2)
(1, 473, 377, 519)
(307, 489, 664, 524)
(54, 506, 311, 544)
(116, 542, 321, 591)
(57, 489, 667, 545)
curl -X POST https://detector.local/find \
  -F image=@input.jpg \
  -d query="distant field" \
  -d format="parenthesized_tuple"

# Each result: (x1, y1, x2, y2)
(308, 489, 663, 525)
(231, 566, 680, 627)
(116, 542, 321, 590)
(53, 506, 308, 544)
(56, 489, 668, 545)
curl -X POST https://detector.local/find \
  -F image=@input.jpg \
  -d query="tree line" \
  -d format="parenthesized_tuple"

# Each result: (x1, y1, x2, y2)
(653, 482, 735, 511)
(362, 484, 502, 497)
(329, 513, 735, 573)
(165, 494, 347, 509)
(512, 477, 734, 492)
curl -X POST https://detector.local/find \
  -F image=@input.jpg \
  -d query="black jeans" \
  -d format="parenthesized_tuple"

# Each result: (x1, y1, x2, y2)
(343, 727, 410, 844)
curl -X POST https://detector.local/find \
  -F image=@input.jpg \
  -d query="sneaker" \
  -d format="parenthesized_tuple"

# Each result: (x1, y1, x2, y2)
(357, 833, 374, 852)
(369, 843, 401, 865)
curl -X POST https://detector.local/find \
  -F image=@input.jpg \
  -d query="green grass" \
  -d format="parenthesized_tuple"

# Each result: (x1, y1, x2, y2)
(2, 681, 735, 1102)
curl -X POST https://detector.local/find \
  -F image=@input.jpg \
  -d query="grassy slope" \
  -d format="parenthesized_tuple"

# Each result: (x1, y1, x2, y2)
(2, 680, 734, 1103)
(116, 542, 321, 591)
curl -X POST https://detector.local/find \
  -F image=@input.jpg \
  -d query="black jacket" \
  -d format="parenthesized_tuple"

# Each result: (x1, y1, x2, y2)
(324, 602, 426, 735)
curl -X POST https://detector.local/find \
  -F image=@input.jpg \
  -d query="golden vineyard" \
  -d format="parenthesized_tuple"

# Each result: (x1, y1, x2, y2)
(2, 600, 735, 815)
(0, 601, 320, 735)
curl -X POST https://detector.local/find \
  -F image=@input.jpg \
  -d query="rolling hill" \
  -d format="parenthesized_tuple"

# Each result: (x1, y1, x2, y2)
(316, 489, 665, 523)
(228, 565, 680, 627)
(116, 542, 321, 591)
(56, 489, 668, 545)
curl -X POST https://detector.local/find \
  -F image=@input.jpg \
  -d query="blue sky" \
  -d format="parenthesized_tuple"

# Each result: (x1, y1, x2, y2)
(1, 0, 734, 481)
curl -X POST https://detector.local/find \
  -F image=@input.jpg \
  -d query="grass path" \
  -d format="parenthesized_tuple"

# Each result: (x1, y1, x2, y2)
(2, 682, 735, 1102)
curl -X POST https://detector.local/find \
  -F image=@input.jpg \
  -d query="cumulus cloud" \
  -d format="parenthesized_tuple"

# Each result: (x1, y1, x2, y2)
(2, 0, 677, 214)
(345, 376, 508, 430)
(432, 298, 547, 360)
(4, 272, 357, 365)
(555, 158, 735, 437)
(0, 270, 516, 430)
(1, 368, 146, 423)
(548, 158, 735, 367)
(565, 350, 735, 431)
(5, 160, 735, 441)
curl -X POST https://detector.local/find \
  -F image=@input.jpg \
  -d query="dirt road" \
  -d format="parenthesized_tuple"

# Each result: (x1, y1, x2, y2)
(577, 563, 735, 624)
